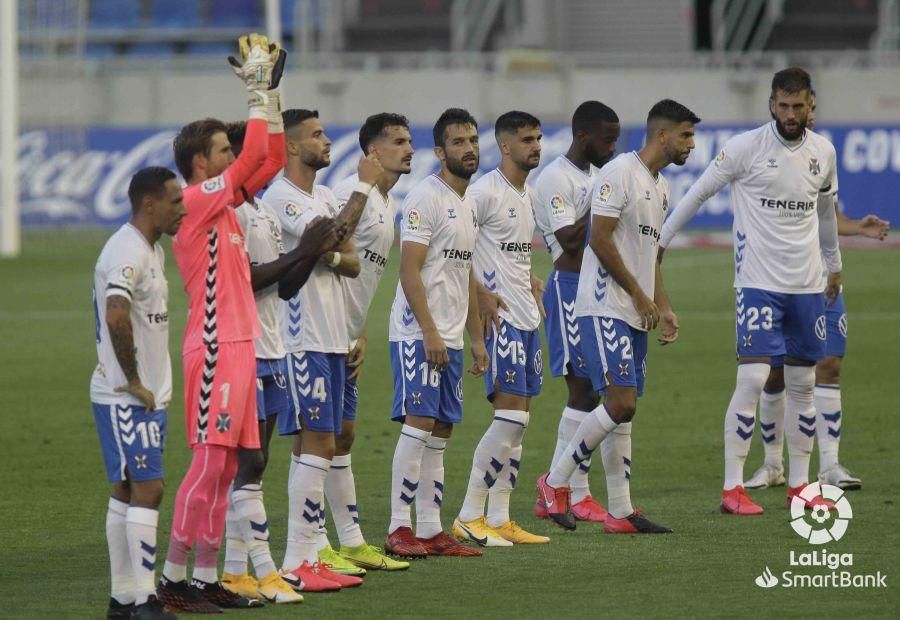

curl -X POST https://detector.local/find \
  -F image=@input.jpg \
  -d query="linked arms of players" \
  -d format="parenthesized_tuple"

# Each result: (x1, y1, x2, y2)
(554, 210, 591, 256)
(331, 155, 385, 239)
(658, 162, 730, 258)
(591, 214, 659, 331)
(251, 216, 340, 292)
(277, 217, 346, 300)
(106, 295, 156, 411)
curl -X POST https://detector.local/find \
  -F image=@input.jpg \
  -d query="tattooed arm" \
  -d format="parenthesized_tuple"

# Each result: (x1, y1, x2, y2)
(107, 294, 156, 411)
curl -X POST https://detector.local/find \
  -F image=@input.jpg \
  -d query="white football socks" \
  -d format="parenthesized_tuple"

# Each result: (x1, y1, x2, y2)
(283, 454, 330, 570)
(459, 410, 528, 522)
(547, 404, 617, 489)
(487, 444, 523, 527)
(759, 389, 786, 469)
(325, 454, 366, 548)
(723, 363, 769, 490)
(561, 408, 593, 503)
(233, 483, 277, 577)
(224, 499, 248, 575)
(601, 422, 633, 519)
(785, 364, 816, 488)
(126, 506, 159, 605)
(815, 384, 842, 472)
(416, 435, 447, 539)
(389, 424, 430, 534)
(106, 497, 135, 604)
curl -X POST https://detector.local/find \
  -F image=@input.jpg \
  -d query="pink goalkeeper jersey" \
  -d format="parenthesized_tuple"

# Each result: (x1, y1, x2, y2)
(173, 170, 260, 354)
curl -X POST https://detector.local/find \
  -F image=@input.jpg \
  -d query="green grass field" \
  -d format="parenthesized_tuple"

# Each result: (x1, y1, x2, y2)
(2, 232, 898, 619)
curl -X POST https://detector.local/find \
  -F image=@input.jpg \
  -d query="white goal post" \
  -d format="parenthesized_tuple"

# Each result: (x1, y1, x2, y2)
(1, 0, 20, 258)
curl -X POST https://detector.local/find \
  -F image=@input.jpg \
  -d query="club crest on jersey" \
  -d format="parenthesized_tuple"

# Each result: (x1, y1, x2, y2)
(507, 207, 517, 218)
(201, 175, 225, 194)
(407, 209, 420, 231)
(550, 195, 565, 215)
(715, 150, 726, 166)
(809, 158, 821, 175)
(284, 202, 301, 219)
(598, 182, 612, 202)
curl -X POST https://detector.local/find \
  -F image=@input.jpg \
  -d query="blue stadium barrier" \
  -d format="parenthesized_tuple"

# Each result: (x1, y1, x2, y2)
(16, 124, 900, 228)
(89, 0, 141, 28)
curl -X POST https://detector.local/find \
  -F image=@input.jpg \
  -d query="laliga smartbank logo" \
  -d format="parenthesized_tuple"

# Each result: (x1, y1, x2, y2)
(754, 483, 887, 589)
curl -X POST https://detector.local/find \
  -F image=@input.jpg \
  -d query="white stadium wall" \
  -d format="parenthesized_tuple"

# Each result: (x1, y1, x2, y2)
(20, 66, 900, 127)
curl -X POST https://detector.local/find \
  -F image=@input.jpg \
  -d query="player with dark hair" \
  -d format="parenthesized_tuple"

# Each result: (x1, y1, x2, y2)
(454, 111, 550, 546)
(532, 101, 621, 522)
(659, 68, 843, 516)
(320, 113, 414, 572)
(745, 90, 890, 492)
(93, 167, 185, 620)
(538, 99, 700, 534)
(385, 107, 489, 558)
(263, 108, 383, 591)
(158, 34, 286, 612)
(217, 121, 340, 604)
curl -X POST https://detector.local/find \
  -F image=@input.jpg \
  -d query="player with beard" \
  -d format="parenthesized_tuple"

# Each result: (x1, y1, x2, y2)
(262, 109, 383, 591)
(454, 111, 550, 546)
(659, 68, 843, 516)
(745, 90, 890, 492)
(319, 114, 415, 573)
(538, 99, 698, 534)
(385, 108, 489, 558)
(532, 101, 621, 522)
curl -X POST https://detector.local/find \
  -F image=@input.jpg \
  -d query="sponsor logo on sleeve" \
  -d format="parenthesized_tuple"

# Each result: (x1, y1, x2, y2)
(201, 175, 225, 194)
(598, 182, 612, 202)
(407, 209, 421, 231)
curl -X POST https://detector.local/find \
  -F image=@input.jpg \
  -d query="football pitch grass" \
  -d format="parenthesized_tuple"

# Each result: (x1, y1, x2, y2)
(1, 232, 898, 618)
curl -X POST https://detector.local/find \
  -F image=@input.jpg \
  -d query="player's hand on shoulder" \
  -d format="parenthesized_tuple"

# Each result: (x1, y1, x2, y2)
(631, 290, 659, 331)
(658, 309, 679, 346)
(423, 328, 449, 371)
(347, 335, 367, 381)
(859, 214, 890, 241)
(357, 154, 384, 187)
(115, 381, 157, 412)
(468, 339, 489, 377)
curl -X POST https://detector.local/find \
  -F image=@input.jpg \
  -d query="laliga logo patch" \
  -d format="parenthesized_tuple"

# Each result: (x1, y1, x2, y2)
(790, 482, 852, 544)
(598, 182, 612, 202)
(201, 175, 225, 194)
(407, 209, 420, 231)
(715, 150, 726, 167)
(815, 315, 827, 340)
(284, 202, 300, 218)
(550, 195, 565, 215)
(120, 265, 136, 282)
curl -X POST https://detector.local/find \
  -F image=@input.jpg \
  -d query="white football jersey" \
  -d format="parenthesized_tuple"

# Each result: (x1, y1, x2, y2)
(660, 122, 839, 293)
(332, 174, 399, 343)
(389, 174, 477, 350)
(470, 169, 540, 331)
(532, 155, 595, 262)
(263, 178, 349, 354)
(576, 152, 670, 331)
(90, 224, 172, 408)
(235, 198, 286, 360)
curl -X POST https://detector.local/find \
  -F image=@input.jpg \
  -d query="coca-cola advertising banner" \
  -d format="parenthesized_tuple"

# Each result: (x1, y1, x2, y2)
(16, 124, 900, 227)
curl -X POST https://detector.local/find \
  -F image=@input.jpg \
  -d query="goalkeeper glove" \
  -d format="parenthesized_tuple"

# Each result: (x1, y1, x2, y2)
(227, 33, 273, 115)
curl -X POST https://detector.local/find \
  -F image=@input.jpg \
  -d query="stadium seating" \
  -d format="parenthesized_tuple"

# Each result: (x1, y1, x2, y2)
(149, 0, 202, 28)
(89, 0, 141, 29)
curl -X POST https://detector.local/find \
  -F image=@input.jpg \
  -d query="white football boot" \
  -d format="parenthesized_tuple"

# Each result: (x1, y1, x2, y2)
(744, 464, 786, 489)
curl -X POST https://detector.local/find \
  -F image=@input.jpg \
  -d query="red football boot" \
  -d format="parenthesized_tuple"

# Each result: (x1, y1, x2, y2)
(280, 561, 342, 592)
(534, 493, 549, 519)
(384, 526, 428, 559)
(786, 483, 837, 510)
(720, 486, 765, 515)
(604, 510, 672, 534)
(317, 563, 363, 588)
(416, 532, 483, 557)
(571, 496, 608, 522)
(535, 472, 576, 530)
